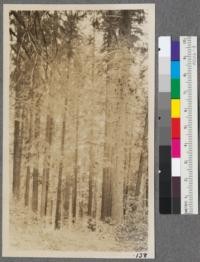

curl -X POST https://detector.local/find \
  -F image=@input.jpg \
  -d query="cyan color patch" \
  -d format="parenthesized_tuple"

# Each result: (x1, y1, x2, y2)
(171, 61, 180, 79)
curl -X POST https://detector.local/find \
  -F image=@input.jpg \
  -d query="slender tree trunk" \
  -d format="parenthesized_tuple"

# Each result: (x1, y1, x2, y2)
(55, 102, 66, 228)
(41, 168, 47, 216)
(101, 62, 112, 221)
(32, 167, 39, 212)
(72, 83, 80, 222)
(12, 23, 24, 200)
(24, 111, 33, 207)
(41, 167, 50, 217)
(88, 130, 94, 217)
(44, 168, 50, 215)
(73, 146, 78, 220)
(88, 23, 96, 217)
(63, 179, 70, 220)
(13, 103, 23, 200)
(62, 92, 70, 222)
(88, 170, 93, 216)
(41, 115, 53, 217)
(25, 56, 38, 207)
(55, 163, 62, 229)
(63, 62, 70, 223)
(32, 104, 40, 213)
(13, 120, 21, 198)
(25, 166, 30, 206)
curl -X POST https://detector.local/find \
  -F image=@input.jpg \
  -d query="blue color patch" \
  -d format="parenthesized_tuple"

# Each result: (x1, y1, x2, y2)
(171, 61, 180, 79)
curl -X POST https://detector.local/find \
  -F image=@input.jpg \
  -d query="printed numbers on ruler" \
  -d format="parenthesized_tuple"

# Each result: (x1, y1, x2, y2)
(180, 36, 198, 214)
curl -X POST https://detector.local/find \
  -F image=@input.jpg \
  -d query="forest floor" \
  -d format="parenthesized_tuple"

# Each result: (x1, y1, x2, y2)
(9, 203, 148, 252)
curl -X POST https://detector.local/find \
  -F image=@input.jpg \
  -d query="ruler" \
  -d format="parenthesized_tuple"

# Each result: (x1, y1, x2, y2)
(158, 36, 198, 214)
(180, 36, 198, 214)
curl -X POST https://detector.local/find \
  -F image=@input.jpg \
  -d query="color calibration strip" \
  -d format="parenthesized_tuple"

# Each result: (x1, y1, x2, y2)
(171, 40, 181, 213)
(159, 37, 171, 214)
(159, 36, 198, 214)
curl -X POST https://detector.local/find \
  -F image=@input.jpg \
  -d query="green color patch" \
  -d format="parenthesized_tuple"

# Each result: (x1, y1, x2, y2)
(171, 79, 180, 99)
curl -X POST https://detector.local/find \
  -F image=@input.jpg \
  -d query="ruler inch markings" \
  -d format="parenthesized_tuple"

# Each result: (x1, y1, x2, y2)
(180, 36, 198, 215)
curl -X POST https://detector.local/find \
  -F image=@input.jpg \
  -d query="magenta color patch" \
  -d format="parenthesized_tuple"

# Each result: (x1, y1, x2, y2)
(171, 139, 180, 157)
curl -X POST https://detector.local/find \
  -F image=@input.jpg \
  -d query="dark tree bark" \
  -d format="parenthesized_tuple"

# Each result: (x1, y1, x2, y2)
(13, 115, 22, 199)
(101, 64, 112, 221)
(24, 166, 30, 206)
(88, 24, 96, 217)
(24, 111, 33, 207)
(32, 104, 40, 213)
(63, 179, 70, 220)
(41, 115, 53, 217)
(88, 167, 93, 216)
(32, 167, 39, 212)
(72, 89, 79, 221)
(61, 98, 70, 222)
(55, 102, 66, 228)
(12, 16, 25, 200)
(100, 11, 119, 220)
(72, 153, 78, 220)
(55, 163, 63, 229)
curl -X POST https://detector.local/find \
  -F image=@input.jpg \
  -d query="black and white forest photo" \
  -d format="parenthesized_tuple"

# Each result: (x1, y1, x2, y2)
(3, 4, 155, 258)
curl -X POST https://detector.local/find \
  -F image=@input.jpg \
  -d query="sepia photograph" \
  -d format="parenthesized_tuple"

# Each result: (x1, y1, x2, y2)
(3, 4, 155, 258)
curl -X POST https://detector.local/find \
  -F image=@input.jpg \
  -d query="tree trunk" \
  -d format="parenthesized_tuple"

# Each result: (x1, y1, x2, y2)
(63, 179, 70, 220)
(62, 61, 71, 223)
(72, 85, 80, 222)
(24, 166, 30, 207)
(88, 24, 96, 218)
(41, 168, 50, 217)
(32, 105, 40, 213)
(41, 168, 46, 217)
(88, 132, 95, 217)
(73, 152, 78, 221)
(111, 77, 126, 224)
(13, 105, 23, 200)
(13, 119, 22, 199)
(101, 63, 112, 221)
(44, 168, 50, 215)
(55, 163, 62, 229)
(12, 22, 24, 200)
(55, 102, 66, 228)
(32, 167, 39, 212)
(111, 115, 125, 223)
(41, 115, 53, 217)
(61, 98, 70, 222)
(24, 111, 33, 207)
(88, 168, 93, 216)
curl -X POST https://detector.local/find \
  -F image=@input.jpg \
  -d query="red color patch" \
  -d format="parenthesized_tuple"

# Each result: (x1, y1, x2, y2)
(172, 118, 180, 138)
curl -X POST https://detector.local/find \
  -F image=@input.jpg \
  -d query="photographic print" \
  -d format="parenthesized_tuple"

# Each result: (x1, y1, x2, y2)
(3, 4, 155, 258)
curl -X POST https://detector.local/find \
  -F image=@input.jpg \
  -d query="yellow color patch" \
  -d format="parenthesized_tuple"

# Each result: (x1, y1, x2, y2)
(171, 99, 180, 118)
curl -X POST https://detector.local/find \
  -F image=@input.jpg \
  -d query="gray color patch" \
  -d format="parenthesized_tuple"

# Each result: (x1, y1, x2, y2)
(159, 74, 170, 92)
(159, 57, 170, 75)
(158, 110, 170, 127)
(159, 126, 171, 145)
(158, 92, 170, 110)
